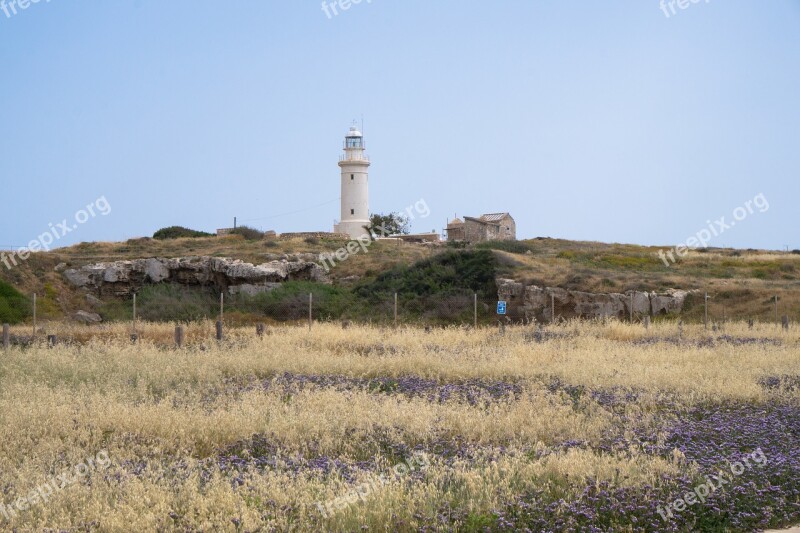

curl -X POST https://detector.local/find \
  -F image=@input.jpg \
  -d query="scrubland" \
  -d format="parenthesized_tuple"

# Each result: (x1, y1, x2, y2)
(0, 320, 798, 531)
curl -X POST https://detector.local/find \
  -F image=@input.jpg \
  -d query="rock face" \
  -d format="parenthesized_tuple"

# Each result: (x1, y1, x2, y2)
(62, 257, 328, 297)
(497, 279, 688, 321)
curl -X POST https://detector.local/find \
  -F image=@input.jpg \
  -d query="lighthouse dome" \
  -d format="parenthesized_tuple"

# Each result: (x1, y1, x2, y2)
(347, 126, 362, 137)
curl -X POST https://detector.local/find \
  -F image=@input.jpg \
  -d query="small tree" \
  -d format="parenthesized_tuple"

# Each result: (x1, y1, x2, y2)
(364, 213, 411, 240)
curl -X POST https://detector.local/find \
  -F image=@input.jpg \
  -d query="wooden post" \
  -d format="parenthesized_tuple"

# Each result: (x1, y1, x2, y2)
(630, 292, 634, 322)
(308, 293, 313, 331)
(551, 293, 555, 324)
(782, 315, 789, 331)
(644, 316, 651, 330)
(704, 292, 709, 330)
(394, 292, 398, 327)
(474, 293, 478, 329)
(220, 293, 224, 324)
(256, 323, 265, 337)
(32, 293, 36, 338)
(132, 293, 137, 334)
(2, 324, 9, 350)
(47, 335, 57, 348)
(175, 325, 184, 348)
(775, 295, 779, 327)
(215, 320, 223, 341)
(678, 320, 683, 340)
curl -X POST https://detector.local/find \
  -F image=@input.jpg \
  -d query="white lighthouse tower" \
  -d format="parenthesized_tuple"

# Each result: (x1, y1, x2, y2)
(334, 125, 371, 239)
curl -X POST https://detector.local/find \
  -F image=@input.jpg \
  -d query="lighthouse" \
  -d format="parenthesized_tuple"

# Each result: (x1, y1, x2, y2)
(334, 126, 371, 239)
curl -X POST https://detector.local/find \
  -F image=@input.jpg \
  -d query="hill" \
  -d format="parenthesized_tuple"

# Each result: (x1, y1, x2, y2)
(1, 235, 798, 324)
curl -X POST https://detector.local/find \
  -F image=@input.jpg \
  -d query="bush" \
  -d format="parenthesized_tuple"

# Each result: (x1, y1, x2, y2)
(124, 285, 218, 322)
(355, 250, 498, 300)
(0, 280, 30, 324)
(153, 226, 213, 240)
(229, 226, 264, 241)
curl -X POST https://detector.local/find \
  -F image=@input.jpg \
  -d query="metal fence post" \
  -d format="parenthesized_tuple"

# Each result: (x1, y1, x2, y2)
(2, 324, 9, 350)
(474, 293, 478, 329)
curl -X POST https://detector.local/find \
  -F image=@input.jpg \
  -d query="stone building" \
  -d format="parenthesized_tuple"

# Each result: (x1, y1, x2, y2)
(446, 213, 516, 243)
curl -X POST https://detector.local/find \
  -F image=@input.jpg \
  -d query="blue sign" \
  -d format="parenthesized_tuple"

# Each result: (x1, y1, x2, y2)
(497, 301, 507, 315)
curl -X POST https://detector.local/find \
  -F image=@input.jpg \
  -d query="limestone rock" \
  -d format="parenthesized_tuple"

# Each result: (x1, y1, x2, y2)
(61, 256, 328, 297)
(74, 310, 102, 323)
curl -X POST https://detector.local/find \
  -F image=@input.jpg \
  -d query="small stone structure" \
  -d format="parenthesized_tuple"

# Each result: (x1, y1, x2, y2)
(447, 213, 516, 243)
(279, 232, 350, 240)
(497, 279, 689, 321)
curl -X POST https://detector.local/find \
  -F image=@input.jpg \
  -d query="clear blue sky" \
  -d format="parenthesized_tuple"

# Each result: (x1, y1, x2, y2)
(1, 0, 798, 251)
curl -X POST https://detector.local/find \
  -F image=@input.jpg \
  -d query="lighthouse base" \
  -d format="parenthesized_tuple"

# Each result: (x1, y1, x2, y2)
(334, 220, 371, 240)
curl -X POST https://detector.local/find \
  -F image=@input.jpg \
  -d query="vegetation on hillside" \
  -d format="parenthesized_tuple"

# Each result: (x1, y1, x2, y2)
(229, 225, 264, 241)
(153, 226, 213, 240)
(0, 280, 29, 324)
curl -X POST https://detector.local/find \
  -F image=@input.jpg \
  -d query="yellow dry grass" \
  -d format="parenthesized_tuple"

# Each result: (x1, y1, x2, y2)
(0, 321, 797, 531)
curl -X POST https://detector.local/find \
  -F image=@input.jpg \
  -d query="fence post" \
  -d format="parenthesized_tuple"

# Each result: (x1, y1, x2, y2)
(394, 292, 398, 327)
(175, 325, 184, 348)
(782, 315, 789, 332)
(630, 292, 633, 322)
(47, 335, 57, 348)
(474, 293, 478, 329)
(132, 293, 137, 335)
(32, 293, 37, 338)
(215, 320, 223, 341)
(551, 293, 555, 324)
(643, 316, 650, 330)
(704, 292, 709, 330)
(256, 323, 265, 337)
(775, 295, 779, 327)
(2, 324, 9, 350)
(308, 293, 313, 330)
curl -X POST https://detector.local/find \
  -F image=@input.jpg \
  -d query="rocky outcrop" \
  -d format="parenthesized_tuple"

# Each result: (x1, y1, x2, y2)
(497, 279, 688, 321)
(62, 256, 328, 297)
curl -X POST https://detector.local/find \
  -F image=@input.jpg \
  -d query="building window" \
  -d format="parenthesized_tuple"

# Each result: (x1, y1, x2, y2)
(351, 209, 355, 215)
(351, 174, 354, 180)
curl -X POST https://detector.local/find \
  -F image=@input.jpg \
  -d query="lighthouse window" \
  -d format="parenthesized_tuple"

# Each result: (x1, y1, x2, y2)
(351, 174, 354, 180)
(351, 209, 355, 215)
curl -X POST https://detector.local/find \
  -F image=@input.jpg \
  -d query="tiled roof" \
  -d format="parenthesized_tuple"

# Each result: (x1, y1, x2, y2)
(479, 213, 509, 223)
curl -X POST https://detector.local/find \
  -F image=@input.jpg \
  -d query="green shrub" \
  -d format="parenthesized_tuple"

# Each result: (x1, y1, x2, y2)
(243, 282, 355, 321)
(229, 226, 264, 241)
(153, 226, 213, 240)
(117, 285, 219, 322)
(355, 250, 498, 300)
(0, 280, 30, 324)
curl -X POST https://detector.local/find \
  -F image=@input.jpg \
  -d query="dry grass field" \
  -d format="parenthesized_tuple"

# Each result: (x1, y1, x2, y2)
(0, 320, 798, 531)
